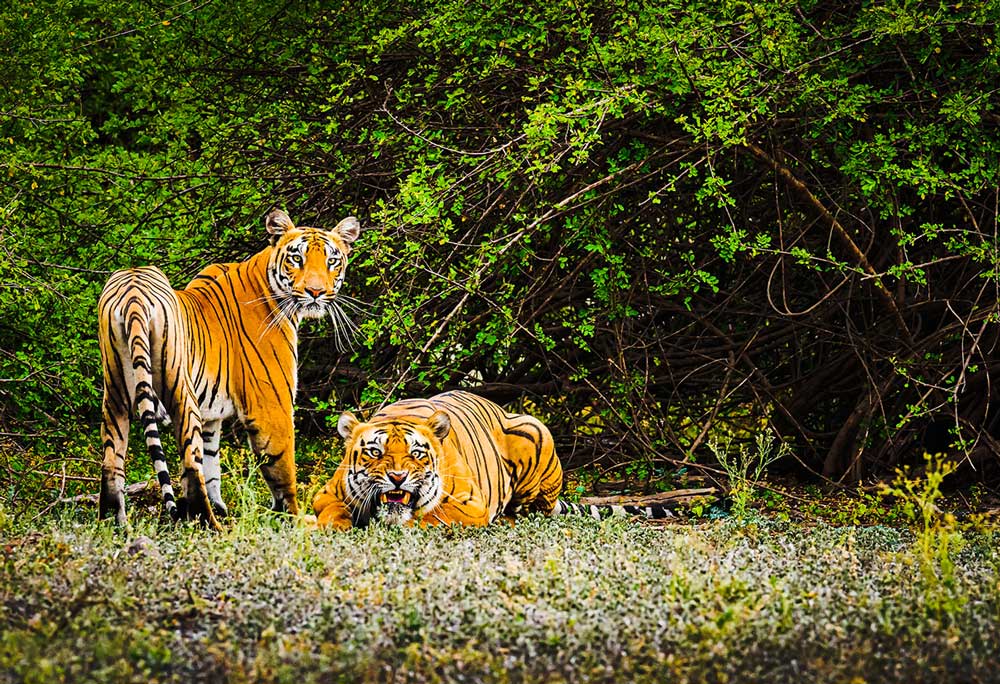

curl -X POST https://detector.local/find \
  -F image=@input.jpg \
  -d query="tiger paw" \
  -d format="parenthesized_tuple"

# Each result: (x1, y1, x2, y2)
(175, 495, 221, 529)
(210, 499, 229, 519)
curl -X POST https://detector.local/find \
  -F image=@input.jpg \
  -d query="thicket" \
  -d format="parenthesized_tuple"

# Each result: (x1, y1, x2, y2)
(2, 0, 999, 505)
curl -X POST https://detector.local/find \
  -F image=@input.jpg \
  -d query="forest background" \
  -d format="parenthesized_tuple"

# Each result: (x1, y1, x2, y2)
(2, 0, 1000, 509)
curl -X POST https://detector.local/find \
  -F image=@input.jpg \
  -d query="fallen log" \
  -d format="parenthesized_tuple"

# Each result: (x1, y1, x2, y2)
(59, 480, 152, 505)
(578, 487, 719, 507)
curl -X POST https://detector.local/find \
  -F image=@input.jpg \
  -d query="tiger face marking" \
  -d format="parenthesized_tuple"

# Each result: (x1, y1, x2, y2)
(336, 411, 451, 527)
(265, 211, 360, 349)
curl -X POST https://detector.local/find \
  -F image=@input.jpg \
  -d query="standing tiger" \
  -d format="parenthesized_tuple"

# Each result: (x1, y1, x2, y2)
(98, 209, 360, 528)
(312, 391, 679, 529)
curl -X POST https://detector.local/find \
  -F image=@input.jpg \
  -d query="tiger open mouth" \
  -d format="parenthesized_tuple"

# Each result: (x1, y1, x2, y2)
(380, 490, 413, 507)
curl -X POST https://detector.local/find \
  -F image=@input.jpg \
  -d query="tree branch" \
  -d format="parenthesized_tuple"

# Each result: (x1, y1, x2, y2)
(744, 141, 915, 348)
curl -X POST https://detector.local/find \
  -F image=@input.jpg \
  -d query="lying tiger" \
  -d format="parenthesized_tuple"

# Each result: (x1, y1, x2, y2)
(312, 390, 679, 529)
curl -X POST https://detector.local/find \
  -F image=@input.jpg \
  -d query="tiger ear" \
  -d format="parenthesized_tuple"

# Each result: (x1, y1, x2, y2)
(332, 216, 360, 246)
(426, 410, 451, 441)
(337, 411, 359, 439)
(265, 209, 295, 237)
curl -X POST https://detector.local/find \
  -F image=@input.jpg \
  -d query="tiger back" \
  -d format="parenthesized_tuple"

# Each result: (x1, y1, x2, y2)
(98, 209, 360, 527)
(312, 391, 562, 529)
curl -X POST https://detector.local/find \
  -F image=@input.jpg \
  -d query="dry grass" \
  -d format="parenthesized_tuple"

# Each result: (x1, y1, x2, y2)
(1, 506, 999, 683)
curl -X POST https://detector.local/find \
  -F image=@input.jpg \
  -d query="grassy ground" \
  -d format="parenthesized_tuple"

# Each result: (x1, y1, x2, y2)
(2, 502, 999, 684)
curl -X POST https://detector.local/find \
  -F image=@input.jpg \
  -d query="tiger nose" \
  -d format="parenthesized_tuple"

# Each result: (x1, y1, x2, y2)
(305, 286, 324, 299)
(386, 471, 408, 487)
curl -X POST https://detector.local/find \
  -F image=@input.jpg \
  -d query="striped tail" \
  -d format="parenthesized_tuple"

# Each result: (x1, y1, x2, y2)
(124, 302, 180, 522)
(552, 499, 679, 520)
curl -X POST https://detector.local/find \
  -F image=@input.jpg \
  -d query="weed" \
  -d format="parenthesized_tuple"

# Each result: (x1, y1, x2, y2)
(879, 453, 966, 620)
(709, 432, 791, 519)
(3, 508, 1000, 682)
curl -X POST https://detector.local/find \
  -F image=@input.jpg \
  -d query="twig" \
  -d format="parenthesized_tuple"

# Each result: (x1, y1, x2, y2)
(57, 480, 153, 506)
(376, 290, 472, 411)
(744, 141, 915, 348)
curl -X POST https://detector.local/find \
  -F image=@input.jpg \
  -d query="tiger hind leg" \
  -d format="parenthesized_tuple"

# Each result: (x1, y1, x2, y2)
(503, 413, 563, 516)
(175, 424, 221, 529)
(99, 395, 130, 525)
(168, 382, 221, 530)
(201, 419, 228, 518)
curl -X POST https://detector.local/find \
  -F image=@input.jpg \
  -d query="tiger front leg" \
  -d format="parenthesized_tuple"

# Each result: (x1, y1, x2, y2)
(311, 465, 355, 530)
(247, 419, 300, 516)
(313, 495, 353, 531)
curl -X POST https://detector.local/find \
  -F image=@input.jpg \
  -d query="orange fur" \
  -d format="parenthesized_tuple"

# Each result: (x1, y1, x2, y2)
(313, 391, 562, 529)
(98, 209, 359, 526)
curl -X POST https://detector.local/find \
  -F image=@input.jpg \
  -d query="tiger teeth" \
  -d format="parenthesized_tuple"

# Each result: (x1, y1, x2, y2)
(380, 491, 412, 506)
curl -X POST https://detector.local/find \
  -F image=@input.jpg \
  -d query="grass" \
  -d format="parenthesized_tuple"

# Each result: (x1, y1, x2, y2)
(2, 501, 1000, 684)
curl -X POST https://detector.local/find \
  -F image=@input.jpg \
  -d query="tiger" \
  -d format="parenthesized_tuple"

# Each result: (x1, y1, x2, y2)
(98, 208, 360, 529)
(311, 390, 680, 529)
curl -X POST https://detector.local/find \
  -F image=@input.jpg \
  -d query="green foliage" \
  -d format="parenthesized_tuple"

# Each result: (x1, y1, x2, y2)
(804, 485, 904, 528)
(2, 0, 1000, 500)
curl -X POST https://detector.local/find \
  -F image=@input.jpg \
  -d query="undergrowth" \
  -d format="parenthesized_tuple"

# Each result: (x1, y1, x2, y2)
(3, 443, 999, 683)
(2, 498, 999, 683)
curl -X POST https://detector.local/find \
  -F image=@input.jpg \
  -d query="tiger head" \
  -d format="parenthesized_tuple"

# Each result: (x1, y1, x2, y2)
(335, 410, 452, 527)
(264, 209, 361, 344)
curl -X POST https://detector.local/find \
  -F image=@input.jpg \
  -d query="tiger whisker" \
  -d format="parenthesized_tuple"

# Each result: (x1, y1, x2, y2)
(432, 474, 478, 487)
(360, 487, 382, 522)
(248, 292, 298, 340)
(260, 296, 298, 337)
(432, 466, 477, 481)
(261, 294, 290, 323)
(427, 511, 449, 525)
(345, 477, 383, 523)
(331, 300, 360, 330)
(333, 295, 371, 315)
(343, 486, 367, 508)
(326, 303, 358, 353)
(335, 302, 370, 317)
(436, 487, 476, 504)
(345, 491, 372, 518)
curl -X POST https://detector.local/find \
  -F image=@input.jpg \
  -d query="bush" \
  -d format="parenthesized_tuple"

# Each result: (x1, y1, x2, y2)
(3, 1, 1000, 503)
